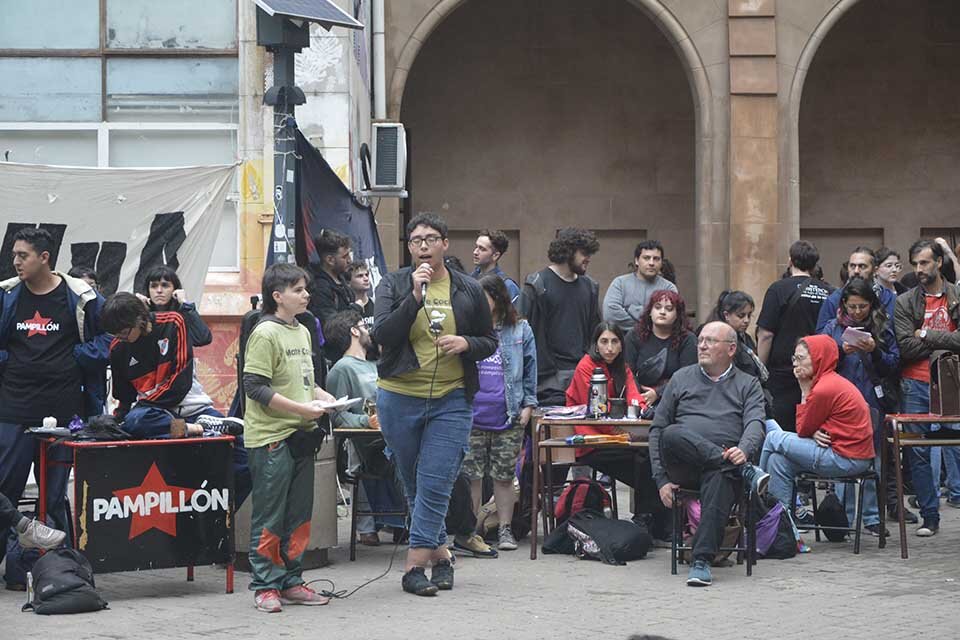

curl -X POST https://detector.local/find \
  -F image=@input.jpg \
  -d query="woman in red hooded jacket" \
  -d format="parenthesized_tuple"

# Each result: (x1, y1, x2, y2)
(758, 334, 875, 513)
(565, 322, 668, 537)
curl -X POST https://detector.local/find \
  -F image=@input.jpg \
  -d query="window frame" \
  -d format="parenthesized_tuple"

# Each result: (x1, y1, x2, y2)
(0, 0, 240, 271)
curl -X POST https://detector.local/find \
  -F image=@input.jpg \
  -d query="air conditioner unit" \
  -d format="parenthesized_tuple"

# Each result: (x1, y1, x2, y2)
(371, 122, 407, 190)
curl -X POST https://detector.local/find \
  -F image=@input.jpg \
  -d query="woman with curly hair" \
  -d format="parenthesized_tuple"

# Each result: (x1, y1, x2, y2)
(624, 290, 696, 407)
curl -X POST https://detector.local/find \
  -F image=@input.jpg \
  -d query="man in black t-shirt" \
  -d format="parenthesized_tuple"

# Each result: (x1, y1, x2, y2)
(0, 228, 109, 586)
(756, 240, 832, 431)
(518, 228, 601, 405)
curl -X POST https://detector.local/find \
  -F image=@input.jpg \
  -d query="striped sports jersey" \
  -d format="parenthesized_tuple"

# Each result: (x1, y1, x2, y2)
(110, 311, 193, 410)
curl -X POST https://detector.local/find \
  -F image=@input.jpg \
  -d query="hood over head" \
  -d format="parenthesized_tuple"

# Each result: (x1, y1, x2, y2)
(800, 334, 838, 384)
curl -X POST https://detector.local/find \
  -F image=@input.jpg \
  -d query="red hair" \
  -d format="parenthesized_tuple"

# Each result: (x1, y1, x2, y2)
(636, 289, 691, 351)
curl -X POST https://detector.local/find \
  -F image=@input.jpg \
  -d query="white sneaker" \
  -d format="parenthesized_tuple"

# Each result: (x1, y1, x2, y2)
(18, 519, 66, 550)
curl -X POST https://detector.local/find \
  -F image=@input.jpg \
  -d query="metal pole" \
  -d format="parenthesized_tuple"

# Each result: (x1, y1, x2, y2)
(271, 48, 298, 264)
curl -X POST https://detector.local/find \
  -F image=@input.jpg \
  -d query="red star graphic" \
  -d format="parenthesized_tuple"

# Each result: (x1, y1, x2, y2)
(112, 463, 196, 540)
(25, 311, 52, 337)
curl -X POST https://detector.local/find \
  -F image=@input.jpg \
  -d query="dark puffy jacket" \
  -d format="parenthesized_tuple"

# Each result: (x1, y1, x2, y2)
(372, 267, 497, 401)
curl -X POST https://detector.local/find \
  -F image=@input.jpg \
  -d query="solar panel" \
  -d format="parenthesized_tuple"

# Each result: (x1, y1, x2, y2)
(252, 0, 364, 29)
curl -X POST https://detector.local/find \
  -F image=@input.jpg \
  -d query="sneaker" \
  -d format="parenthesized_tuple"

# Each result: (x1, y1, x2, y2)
(916, 519, 939, 537)
(359, 532, 380, 546)
(279, 584, 329, 606)
(452, 533, 498, 558)
(430, 558, 455, 590)
(864, 523, 889, 538)
(795, 507, 815, 533)
(686, 559, 712, 587)
(255, 589, 282, 613)
(497, 525, 518, 551)
(740, 463, 769, 497)
(908, 495, 919, 510)
(195, 415, 244, 436)
(886, 503, 918, 524)
(17, 518, 66, 550)
(402, 567, 438, 596)
(946, 498, 960, 509)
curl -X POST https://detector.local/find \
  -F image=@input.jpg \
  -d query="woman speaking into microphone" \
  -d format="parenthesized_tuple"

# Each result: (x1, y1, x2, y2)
(373, 213, 497, 596)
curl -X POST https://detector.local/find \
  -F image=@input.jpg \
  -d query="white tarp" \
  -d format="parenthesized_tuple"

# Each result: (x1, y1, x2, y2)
(0, 161, 237, 298)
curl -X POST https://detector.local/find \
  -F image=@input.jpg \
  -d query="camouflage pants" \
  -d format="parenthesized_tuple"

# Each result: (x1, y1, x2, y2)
(461, 427, 524, 482)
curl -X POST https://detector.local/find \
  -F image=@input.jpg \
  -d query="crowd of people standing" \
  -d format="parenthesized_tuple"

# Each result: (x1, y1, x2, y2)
(2, 217, 959, 608)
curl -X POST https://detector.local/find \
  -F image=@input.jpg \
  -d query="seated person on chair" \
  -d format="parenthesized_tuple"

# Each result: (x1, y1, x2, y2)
(325, 309, 405, 547)
(566, 322, 668, 537)
(100, 292, 242, 440)
(648, 321, 768, 588)
(759, 334, 875, 522)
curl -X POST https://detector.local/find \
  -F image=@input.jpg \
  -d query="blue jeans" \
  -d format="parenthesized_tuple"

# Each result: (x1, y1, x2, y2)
(760, 426, 872, 514)
(377, 387, 472, 549)
(0, 421, 72, 585)
(932, 446, 960, 501)
(900, 377, 960, 523)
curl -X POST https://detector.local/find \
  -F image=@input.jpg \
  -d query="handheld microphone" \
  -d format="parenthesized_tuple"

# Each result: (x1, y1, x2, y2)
(421, 281, 428, 301)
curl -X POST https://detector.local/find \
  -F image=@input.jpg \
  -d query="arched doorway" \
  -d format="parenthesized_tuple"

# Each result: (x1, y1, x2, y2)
(798, 0, 960, 283)
(396, 0, 702, 311)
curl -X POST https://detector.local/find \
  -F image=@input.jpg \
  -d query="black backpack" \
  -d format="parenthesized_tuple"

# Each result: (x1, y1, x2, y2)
(565, 510, 652, 565)
(232, 303, 327, 419)
(816, 492, 849, 542)
(22, 549, 108, 615)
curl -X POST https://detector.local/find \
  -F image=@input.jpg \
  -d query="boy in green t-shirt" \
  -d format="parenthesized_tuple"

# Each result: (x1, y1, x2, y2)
(243, 263, 337, 613)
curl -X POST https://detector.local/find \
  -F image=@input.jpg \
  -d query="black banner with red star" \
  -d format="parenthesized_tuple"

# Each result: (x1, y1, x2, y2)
(73, 439, 234, 573)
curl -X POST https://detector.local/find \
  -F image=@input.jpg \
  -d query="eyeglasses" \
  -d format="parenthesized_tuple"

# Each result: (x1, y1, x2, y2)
(791, 354, 809, 365)
(697, 336, 735, 347)
(880, 262, 902, 271)
(408, 235, 444, 248)
(844, 303, 871, 312)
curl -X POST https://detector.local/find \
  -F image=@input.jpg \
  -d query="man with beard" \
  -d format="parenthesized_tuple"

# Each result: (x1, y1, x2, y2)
(894, 239, 960, 537)
(307, 229, 355, 359)
(519, 228, 600, 405)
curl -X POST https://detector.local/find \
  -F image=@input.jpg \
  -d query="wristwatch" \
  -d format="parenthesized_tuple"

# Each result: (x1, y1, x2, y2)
(920, 328, 928, 339)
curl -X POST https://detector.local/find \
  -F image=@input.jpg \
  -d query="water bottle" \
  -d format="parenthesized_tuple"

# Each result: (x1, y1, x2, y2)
(588, 367, 608, 418)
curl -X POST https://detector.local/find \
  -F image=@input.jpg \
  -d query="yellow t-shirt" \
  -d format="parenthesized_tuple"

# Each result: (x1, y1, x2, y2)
(379, 274, 465, 397)
(243, 320, 316, 448)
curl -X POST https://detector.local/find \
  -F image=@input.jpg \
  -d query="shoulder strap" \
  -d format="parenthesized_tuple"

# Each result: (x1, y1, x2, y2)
(785, 277, 813, 312)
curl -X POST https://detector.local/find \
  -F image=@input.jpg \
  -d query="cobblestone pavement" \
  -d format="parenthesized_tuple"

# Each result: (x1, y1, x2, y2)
(3, 497, 959, 640)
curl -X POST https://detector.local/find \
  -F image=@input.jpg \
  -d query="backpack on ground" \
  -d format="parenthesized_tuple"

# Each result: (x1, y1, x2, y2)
(22, 548, 108, 615)
(565, 509, 652, 565)
(554, 478, 611, 525)
(815, 491, 849, 542)
(752, 493, 798, 559)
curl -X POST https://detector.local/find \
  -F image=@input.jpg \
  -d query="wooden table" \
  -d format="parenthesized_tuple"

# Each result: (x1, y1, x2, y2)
(879, 413, 960, 558)
(528, 414, 651, 559)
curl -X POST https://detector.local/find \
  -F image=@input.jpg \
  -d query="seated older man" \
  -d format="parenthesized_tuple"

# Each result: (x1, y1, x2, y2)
(649, 321, 769, 588)
(759, 335, 875, 518)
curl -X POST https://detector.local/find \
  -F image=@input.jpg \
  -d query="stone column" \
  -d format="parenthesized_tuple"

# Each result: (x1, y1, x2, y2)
(728, 0, 780, 309)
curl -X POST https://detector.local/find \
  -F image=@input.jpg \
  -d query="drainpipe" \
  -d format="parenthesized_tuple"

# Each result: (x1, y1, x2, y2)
(373, 0, 386, 119)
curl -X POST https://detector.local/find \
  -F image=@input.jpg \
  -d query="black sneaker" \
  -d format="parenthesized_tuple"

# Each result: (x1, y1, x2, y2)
(795, 507, 815, 533)
(886, 503, 919, 524)
(430, 558, 454, 590)
(196, 415, 244, 436)
(916, 519, 939, 537)
(864, 523, 889, 538)
(402, 567, 438, 596)
(740, 463, 769, 497)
